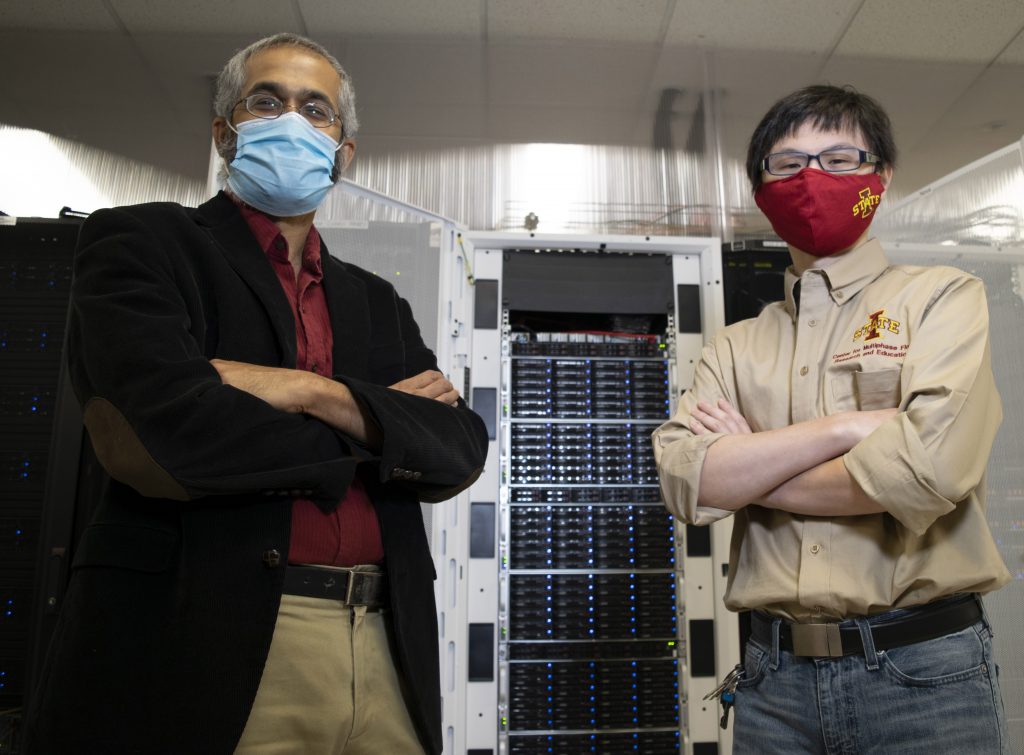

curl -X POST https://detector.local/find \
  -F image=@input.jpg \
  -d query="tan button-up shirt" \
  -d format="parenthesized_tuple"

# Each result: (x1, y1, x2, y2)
(653, 238, 1010, 621)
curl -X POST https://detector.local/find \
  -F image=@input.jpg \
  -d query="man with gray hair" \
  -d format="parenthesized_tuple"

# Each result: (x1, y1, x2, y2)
(27, 33, 487, 754)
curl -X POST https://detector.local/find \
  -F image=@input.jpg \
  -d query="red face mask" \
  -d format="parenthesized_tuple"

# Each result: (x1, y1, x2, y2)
(754, 169, 886, 257)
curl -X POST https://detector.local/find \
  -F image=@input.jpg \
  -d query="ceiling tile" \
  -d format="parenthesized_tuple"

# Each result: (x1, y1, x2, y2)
(819, 55, 983, 153)
(0, 0, 120, 31)
(928, 62, 1024, 135)
(904, 61, 1024, 191)
(835, 0, 1024, 63)
(108, 0, 301, 34)
(488, 0, 671, 43)
(357, 103, 486, 139)
(996, 28, 1024, 64)
(300, 0, 481, 37)
(0, 32, 162, 106)
(132, 33, 289, 77)
(665, 0, 862, 54)
(487, 43, 658, 108)
(345, 39, 485, 106)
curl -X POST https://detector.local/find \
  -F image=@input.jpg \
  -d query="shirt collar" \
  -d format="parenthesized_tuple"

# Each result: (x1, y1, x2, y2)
(228, 192, 323, 275)
(783, 237, 889, 317)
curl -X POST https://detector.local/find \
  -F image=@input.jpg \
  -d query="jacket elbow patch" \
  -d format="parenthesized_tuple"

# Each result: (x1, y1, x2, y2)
(83, 397, 190, 500)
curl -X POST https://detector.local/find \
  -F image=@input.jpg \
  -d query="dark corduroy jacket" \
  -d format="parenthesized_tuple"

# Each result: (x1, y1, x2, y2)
(26, 192, 488, 754)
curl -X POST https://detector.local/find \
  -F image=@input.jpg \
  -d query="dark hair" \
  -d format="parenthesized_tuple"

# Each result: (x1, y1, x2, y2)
(745, 84, 896, 191)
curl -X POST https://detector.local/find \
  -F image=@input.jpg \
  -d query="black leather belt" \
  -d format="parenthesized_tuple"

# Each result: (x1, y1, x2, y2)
(751, 594, 982, 658)
(282, 565, 388, 609)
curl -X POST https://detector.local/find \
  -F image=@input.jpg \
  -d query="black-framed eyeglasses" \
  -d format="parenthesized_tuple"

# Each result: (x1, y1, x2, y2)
(233, 93, 339, 129)
(761, 148, 880, 177)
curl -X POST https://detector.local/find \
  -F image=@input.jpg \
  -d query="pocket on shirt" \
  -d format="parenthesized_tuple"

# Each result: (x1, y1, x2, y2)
(854, 367, 902, 410)
(830, 367, 901, 412)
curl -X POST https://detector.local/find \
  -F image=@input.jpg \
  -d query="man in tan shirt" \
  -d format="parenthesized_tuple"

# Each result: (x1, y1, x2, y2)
(654, 85, 1010, 753)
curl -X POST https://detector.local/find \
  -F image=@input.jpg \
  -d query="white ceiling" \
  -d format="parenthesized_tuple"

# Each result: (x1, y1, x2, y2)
(2, 0, 1023, 196)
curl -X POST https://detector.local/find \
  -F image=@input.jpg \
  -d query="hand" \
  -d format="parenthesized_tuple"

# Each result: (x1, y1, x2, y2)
(390, 370, 460, 406)
(210, 359, 315, 413)
(690, 399, 752, 436)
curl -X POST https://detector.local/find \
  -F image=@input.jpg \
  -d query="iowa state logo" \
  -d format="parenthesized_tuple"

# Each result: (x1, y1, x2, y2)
(853, 309, 900, 341)
(852, 186, 881, 218)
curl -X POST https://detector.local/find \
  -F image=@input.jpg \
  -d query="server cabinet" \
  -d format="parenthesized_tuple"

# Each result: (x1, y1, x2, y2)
(461, 232, 736, 755)
(0, 217, 84, 752)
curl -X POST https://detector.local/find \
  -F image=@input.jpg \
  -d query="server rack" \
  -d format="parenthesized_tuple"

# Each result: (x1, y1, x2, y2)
(0, 217, 84, 751)
(463, 233, 735, 755)
(501, 322, 682, 754)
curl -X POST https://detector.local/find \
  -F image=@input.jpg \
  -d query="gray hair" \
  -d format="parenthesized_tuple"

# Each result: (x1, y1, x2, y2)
(212, 33, 358, 168)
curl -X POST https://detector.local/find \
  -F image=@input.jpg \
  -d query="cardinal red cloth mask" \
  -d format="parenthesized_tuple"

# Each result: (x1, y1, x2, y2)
(754, 169, 886, 257)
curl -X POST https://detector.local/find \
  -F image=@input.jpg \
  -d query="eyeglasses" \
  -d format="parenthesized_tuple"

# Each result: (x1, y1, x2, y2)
(233, 93, 339, 129)
(762, 148, 880, 177)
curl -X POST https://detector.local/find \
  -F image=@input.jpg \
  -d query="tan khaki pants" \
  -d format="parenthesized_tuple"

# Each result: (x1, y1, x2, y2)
(234, 594, 426, 754)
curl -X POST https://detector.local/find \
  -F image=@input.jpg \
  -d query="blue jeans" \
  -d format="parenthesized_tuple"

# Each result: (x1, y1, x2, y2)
(732, 603, 1009, 754)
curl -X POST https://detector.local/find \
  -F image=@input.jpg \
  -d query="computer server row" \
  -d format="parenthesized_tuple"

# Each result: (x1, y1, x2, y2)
(510, 504, 676, 570)
(507, 729, 681, 755)
(509, 423, 660, 485)
(511, 357, 669, 420)
(508, 658, 681, 730)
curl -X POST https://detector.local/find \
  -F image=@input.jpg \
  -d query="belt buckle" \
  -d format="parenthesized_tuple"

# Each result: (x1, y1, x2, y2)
(790, 623, 844, 657)
(344, 570, 379, 606)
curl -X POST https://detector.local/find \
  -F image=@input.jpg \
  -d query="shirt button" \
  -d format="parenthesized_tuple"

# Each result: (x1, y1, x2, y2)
(835, 291, 845, 299)
(808, 319, 817, 327)
(810, 544, 821, 554)
(799, 366, 809, 377)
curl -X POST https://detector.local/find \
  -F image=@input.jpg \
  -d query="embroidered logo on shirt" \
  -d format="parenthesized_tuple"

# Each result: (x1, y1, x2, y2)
(853, 309, 901, 342)
(851, 187, 881, 218)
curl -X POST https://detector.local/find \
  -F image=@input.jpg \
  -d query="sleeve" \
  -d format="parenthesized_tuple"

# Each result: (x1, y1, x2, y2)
(843, 275, 1002, 536)
(652, 338, 735, 525)
(69, 207, 363, 502)
(338, 294, 489, 504)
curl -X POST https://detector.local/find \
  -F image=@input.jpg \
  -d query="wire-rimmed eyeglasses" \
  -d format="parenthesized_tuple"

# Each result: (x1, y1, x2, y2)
(232, 93, 339, 129)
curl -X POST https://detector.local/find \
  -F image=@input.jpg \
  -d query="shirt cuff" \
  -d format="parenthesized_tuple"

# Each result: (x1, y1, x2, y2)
(843, 415, 955, 536)
(653, 430, 729, 525)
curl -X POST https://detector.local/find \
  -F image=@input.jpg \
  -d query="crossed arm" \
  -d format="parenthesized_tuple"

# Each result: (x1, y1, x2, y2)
(690, 399, 894, 516)
(210, 359, 460, 449)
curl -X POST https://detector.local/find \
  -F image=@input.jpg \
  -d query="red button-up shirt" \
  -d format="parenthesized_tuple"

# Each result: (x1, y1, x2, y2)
(235, 200, 384, 566)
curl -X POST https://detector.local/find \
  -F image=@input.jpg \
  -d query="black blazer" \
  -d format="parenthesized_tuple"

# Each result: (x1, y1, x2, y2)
(26, 192, 488, 754)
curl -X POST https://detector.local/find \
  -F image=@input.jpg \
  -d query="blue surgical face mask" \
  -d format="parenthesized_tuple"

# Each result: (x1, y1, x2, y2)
(226, 111, 341, 217)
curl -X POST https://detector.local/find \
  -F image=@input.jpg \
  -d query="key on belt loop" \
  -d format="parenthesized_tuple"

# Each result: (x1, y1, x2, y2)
(790, 623, 844, 657)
